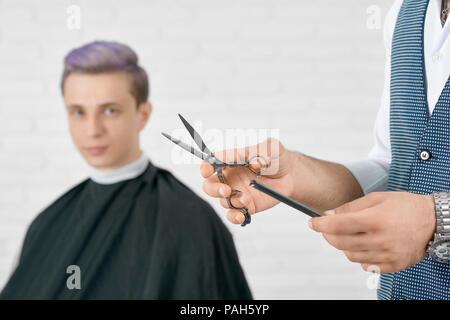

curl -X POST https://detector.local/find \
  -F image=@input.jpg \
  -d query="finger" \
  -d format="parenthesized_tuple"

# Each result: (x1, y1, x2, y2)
(344, 251, 393, 264)
(309, 208, 374, 234)
(242, 138, 279, 166)
(226, 209, 249, 225)
(249, 159, 262, 173)
(248, 155, 271, 172)
(220, 197, 229, 209)
(229, 189, 247, 208)
(213, 148, 241, 163)
(323, 233, 371, 251)
(220, 192, 250, 210)
(361, 263, 384, 273)
(202, 179, 232, 198)
(214, 138, 278, 164)
(361, 262, 405, 274)
(200, 161, 215, 178)
(330, 192, 384, 215)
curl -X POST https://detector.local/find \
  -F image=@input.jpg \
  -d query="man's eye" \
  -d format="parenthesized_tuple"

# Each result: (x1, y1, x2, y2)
(105, 108, 116, 115)
(74, 110, 83, 116)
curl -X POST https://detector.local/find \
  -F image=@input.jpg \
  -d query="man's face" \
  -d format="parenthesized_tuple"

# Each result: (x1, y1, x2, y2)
(63, 72, 151, 170)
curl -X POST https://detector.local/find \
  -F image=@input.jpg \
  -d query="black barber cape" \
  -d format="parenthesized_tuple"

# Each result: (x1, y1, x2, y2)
(0, 161, 252, 299)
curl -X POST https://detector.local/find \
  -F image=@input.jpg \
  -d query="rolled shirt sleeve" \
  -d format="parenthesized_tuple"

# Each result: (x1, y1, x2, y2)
(342, 159, 389, 195)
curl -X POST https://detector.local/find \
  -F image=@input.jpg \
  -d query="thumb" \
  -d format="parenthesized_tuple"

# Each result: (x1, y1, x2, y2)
(326, 192, 384, 215)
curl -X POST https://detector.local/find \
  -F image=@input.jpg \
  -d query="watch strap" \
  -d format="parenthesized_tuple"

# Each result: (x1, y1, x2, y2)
(433, 192, 450, 238)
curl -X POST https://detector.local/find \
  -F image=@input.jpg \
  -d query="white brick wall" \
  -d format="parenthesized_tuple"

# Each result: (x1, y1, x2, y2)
(0, 0, 394, 299)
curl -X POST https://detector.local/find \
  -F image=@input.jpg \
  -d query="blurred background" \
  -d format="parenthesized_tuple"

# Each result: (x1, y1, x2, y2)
(0, 0, 393, 299)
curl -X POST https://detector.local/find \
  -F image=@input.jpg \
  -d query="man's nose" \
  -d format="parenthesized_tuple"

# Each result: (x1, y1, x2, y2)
(85, 115, 105, 137)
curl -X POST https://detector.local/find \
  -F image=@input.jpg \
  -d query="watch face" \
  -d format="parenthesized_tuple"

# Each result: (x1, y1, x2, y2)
(431, 240, 450, 263)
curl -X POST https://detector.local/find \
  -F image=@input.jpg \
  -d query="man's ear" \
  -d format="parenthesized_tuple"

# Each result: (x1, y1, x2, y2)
(137, 101, 152, 131)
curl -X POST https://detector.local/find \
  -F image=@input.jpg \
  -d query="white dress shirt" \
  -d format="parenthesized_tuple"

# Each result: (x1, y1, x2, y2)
(88, 151, 149, 184)
(343, 0, 450, 195)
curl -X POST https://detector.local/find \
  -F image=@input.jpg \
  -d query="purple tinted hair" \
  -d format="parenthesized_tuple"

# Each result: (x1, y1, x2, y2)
(60, 40, 149, 105)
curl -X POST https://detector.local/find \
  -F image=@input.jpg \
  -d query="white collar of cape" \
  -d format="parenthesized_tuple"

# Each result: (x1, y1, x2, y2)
(88, 151, 149, 185)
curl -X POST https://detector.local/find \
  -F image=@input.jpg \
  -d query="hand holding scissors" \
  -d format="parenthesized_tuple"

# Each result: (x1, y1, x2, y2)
(162, 115, 298, 226)
(199, 135, 297, 226)
(162, 114, 268, 226)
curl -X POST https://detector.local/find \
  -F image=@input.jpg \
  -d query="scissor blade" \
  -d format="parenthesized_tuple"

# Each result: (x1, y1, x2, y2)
(161, 132, 208, 161)
(178, 114, 214, 156)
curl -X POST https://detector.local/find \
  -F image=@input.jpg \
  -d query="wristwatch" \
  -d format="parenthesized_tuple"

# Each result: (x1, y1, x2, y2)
(426, 192, 450, 263)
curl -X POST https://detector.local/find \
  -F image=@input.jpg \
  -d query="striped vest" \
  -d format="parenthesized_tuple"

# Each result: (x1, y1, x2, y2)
(378, 0, 450, 300)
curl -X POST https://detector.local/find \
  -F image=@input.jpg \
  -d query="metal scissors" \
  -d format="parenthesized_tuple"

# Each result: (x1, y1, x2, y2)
(161, 114, 265, 227)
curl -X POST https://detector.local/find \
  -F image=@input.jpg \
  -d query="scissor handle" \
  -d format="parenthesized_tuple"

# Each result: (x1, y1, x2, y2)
(224, 155, 268, 177)
(216, 168, 251, 227)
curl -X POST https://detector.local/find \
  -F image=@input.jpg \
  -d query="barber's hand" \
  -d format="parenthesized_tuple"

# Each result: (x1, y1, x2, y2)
(201, 138, 294, 225)
(309, 191, 436, 273)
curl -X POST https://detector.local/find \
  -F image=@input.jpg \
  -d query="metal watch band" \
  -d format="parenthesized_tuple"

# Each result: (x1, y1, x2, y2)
(433, 192, 450, 238)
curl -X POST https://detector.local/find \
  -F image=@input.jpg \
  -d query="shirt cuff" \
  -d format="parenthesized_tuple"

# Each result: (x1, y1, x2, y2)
(342, 159, 389, 195)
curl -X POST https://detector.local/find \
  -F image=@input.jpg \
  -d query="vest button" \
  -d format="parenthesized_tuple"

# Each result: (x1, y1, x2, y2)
(419, 150, 431, 161)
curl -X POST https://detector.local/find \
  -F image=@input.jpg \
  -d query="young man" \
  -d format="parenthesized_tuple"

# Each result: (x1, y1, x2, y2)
(201, 0, 449, 300)
(0, 41, 252, 299)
